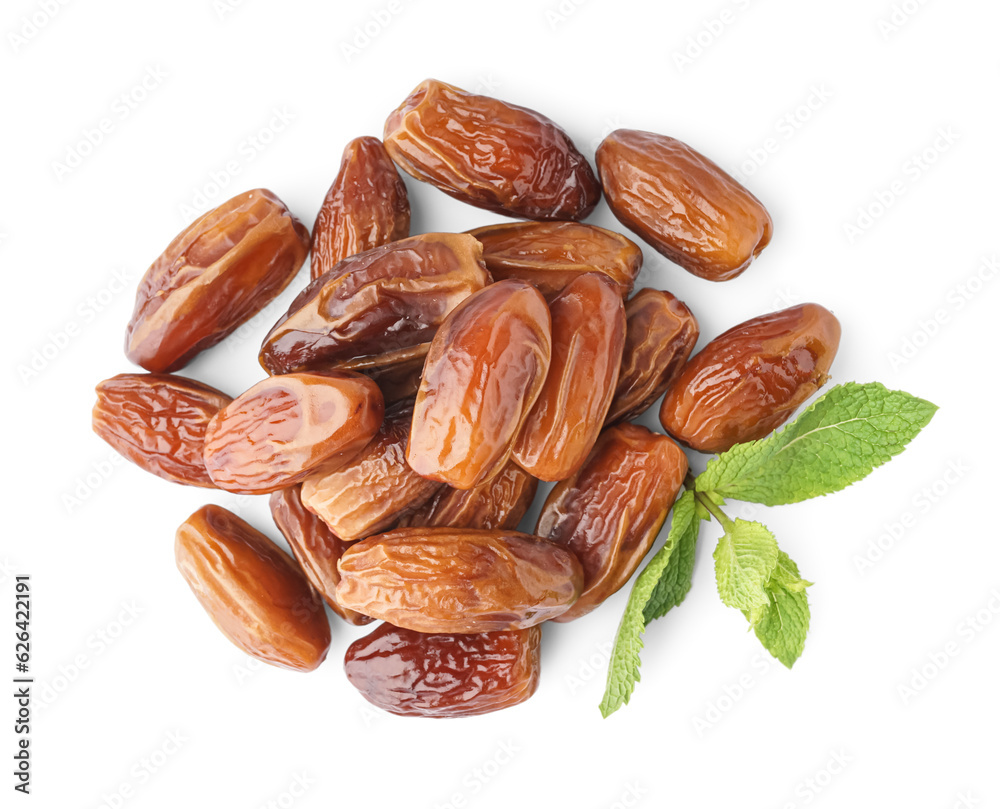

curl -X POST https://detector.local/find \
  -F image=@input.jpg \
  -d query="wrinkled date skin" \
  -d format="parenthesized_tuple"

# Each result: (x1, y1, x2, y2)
(92, 373, 232, 488)
(126, 189, 310, 372)
(401, 461, 538, 531)
(175, 505, 331, 671)
(203, 371, 384, 494)
(597, 130, 772, 282)
(660, 303, 841, 453)
(513, 274, 625, 481)
(311, 136, 410, 281)
(408, 280, 552, 489)
(259, 233, 489, 375)
(383, 79, 600, 221)
(537, 424, 688, 622)
(336, 528, 584, 633)
(345, 623, 541, 717)
(606, 289, 700, 424)
(467, 221, 641, 298)
(269, 487, 372, 626)
(335, 342, 429, 405)
(300, 402, 442, 541)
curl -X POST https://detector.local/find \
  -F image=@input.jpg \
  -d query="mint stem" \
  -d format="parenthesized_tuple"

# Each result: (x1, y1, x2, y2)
(685, 473, 734, 531)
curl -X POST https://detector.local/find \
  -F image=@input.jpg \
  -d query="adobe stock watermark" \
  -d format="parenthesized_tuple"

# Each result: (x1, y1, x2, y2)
(898, 588, 1000, 705)
(257, 772, 316, 809)
(853, 459, 970, 575)
(607, 782, 648, 809)
(93, 729, 187, 809)
(730, 84, 833, 184)
(877, 0, 933, 40)
(672, 0, 757, 73)
(213, 0, 250, 20)
(51, 66, 169, 182)
(545, 0, 591, 31)
(944, 791, 981, 809)
(842, 126, 959, 245)
(887, 254, 997, 371)
(33, 601, 144, 714)
(691, 651, 778, 737)
(774, 749, 853, 809)
(565, 639, 613, 695)
(341, 0, 405, 63)
(178, 107, 295, 222)
(61, 448, 128, 514)
(0, 557, 19, 588)
(7, 0, 73, 54)
(16, 266, 137, 386)
(432, 740, 520, 809)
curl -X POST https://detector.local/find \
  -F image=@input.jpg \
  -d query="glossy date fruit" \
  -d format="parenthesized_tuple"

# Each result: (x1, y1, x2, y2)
(311, 136, 410, 281)
(259, 232, 489, 375)
(512, 273, 625, 481)
(537, 424, 688, 622)
(336, 528, 584, 632)
(596, 130, 772, 282)
(383, 79, 600, 221)
(400, 460, 537, 531)
(344, 623, 541, 717)
(606, 289, 699, 424)
(203, 370, 384, 494)
(333, 342, 429, 405)
(299, 402, 442, 541)
(268, 486, 372, 626)
(407, 280, 552, 489)
(659, 303, 841, 453)
(126, 189, 309, 372)
(92, 373, 232, 488)
(175, 505, 331, 671)
(467, 221, 641, 298)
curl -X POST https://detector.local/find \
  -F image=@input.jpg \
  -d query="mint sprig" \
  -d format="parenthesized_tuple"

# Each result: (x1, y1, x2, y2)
(600, 382, 935, 717)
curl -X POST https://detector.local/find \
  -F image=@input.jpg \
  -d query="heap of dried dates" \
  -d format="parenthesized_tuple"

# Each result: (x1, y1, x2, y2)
(92, 79, 840, 718)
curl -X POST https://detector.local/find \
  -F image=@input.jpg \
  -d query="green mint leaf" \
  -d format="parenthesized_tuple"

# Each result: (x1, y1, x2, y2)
(600, 491, 702, 718)
(713, 520, 779, 611)
(643, 489, 707, 623)
(744, 550, 811, 667)
(696, 382, 937, 506)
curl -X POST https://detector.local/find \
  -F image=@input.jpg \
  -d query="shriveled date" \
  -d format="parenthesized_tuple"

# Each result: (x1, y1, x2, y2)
(126, 189, 309, 372)
(336, 528, 584, 633)
(299, 402, 441, 541)
(401, 461, 537, 531)
(384, 79, 600, 221)
(92, 373, 232, 488)
(269, 486, 372, 626)
(597, 130, 772, 282)
(203, 370, 383, 494)
(468, 221, 641, 298)
(345, 623, 541, 718)
(407, 280, 552, 489)
(537, 424, 688, 622)
(175, 505, 330, 671)
(606, 288, 699, 424)
(259, 232, 489, 375)
(513, 273, 625, 481)
(311, 136, 410, 281)
(660, 303, 841, 453)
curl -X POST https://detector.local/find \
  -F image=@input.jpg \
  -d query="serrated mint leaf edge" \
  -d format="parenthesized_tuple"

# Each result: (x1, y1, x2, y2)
(713, 519, 780, 611)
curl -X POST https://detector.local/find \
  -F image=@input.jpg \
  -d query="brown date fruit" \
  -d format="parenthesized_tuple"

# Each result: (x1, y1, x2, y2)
(259, 232, 489, 375)
(333, 342, 429, 405)
(407, 280, 552, 489)
(311, 136, 410, 281)
(203, 370, 384, 494)
(512, 273, 625, 481)
(268, 486, 372, 626)
(299, 402, 442, 541)
(659, 303, 841, 453)
(383, 79, 600, 221)
(401, 461, 538, 531)
(606, 289, 700, 424)
(126, 189, 309, 372)
(596, 130, 772, 282)
(537, 424, 688, 622)
(175, 505, 331, 672)
(92, 373, 232, 488)
(344, 623, 541, 718)
(467, 221, 641, 298)
(336, 528, 584, 633)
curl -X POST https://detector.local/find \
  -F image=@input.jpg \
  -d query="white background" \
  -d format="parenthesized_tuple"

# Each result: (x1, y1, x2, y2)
(3, 0, 998, 806)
